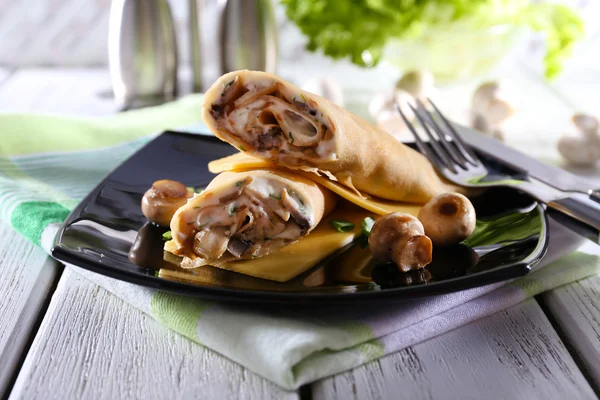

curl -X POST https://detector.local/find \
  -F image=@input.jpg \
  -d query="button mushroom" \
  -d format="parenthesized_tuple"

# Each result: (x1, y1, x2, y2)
(557, 113, 600, 167)
(368, 212, 433, 272)
(418, 193, 476, 247)
(470, 81, 515, 141)
(395, 69, 435, 100)
(141, 180, 194, 227)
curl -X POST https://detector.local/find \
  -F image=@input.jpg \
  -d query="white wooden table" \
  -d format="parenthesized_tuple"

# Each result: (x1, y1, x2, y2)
(2, 46, 600, 399)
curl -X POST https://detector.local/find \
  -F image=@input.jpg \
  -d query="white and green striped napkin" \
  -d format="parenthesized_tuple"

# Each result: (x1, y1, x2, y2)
(1, 95, 598, 390)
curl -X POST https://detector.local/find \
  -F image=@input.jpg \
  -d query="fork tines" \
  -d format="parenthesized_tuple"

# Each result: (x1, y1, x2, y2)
(396, 98, 481, 173)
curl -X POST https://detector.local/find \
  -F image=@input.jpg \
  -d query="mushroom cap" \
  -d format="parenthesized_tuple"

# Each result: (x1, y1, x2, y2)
(572, 113, 599, 138)
(471, 81, 514, 122)
(141, 180, 192, 226)
(558, 134, 600, 167)
(395, 70, 435, 99)
(368, 212, 432, 271)
(418, 193, 476, 247)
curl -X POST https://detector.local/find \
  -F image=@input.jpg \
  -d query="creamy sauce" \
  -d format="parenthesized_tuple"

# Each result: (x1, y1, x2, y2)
(177, 176, 313, 263)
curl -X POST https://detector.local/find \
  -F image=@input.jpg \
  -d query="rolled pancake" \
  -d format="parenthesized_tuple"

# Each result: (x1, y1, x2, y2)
(202, 70, 453, 203)
(208, 152, 422, 216)
(169, 169, 336, 268)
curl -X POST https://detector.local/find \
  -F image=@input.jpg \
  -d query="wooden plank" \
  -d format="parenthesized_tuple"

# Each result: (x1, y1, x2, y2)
(312, 299, 596, 400)
(9, 268, 299, 400)
(0, 68, 116, 116)
(0, 220, 61, 398)
(542, 274, 600, 391)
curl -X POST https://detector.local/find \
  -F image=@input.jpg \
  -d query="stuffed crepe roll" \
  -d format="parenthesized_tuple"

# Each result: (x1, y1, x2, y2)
(169, 169, 336, 268)
(203, 70, 453, 204)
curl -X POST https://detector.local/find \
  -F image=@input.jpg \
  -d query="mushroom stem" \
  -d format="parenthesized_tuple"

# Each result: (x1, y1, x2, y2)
(393, 235, 433, 272)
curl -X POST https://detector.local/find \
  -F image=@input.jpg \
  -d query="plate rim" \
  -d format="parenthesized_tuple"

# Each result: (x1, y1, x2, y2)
(51, 130, 549, 304)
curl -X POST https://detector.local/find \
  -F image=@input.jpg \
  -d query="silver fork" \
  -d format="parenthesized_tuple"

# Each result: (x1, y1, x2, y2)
(398, 98, 600, 245)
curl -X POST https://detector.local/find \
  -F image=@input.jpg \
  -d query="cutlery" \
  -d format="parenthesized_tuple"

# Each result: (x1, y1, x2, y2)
(398, 99, 600, 244)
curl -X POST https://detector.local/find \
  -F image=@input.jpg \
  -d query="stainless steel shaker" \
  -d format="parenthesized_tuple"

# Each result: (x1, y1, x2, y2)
(188, 0, 204, 93)
(219, 0, 278, 73)
(108, 0, 179, 109)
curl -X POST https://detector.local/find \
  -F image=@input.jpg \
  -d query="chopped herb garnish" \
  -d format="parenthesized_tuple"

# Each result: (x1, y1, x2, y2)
(239, 145, 246, 152)
(361, 217, 376, 237)
(193, 206, 201, 209)
(292, 96, 296, 101)
(154, 270, 160, 277)
(223, 79, 234, 88)
(186, 186, 194, 192)
(235, 181, 243, 187)
(229, 205, 236, 215)
(329, 219, 355, 232)
(162, 231, 172, 240)
(187, 221, 195, 225)
(269, 193, 281, 200)
(195, 187, 204, 193)
(300, 93, 307, 102)
(289, 132, 294, 144)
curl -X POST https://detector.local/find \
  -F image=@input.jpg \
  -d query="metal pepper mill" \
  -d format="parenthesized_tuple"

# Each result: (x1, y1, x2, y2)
(108, 0, 179, 109)
(218, 0, 278, 73)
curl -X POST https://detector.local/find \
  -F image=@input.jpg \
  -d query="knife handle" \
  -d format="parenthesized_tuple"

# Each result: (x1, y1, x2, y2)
(588, 189, 600, 204)
(547, 193, 600, 244)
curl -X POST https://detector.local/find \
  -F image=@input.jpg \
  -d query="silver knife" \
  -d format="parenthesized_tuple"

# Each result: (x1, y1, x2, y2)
(454, 124, 600, 198)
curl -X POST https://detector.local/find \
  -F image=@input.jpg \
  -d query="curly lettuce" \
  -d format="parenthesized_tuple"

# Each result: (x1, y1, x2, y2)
(281, 0, 584, 79)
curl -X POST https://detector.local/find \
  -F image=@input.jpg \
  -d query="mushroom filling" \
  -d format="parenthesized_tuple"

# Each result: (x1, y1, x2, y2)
(210, 76, 337, 166)
(178, 176, 312, 262)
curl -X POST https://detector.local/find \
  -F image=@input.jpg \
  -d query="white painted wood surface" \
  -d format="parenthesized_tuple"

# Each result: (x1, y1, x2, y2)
(0, 221, 61, 397)
(0, 69, 115, 116)
(313, 299, 596, 400)
(9, 268, 299, 400)
(2, 40, 600, 397)
(542, 274, 600, 390)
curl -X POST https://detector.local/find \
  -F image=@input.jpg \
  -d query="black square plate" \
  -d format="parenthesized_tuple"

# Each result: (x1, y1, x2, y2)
(51, 131, 548, 304)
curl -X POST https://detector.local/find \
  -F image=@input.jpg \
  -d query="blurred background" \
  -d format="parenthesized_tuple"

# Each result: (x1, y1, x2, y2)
(0, 0, 599, 168)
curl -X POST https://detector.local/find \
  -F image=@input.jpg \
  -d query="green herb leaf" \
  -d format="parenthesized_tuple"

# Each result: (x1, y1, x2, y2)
(162, 231, 172, 240)
(239, 145, 246, 152)
(300, 93, 307, 102)
(235, 181, 243, 187)
(329, 219, 355, 232)
(186, 186, 194, 192)
(195, 187, 204, 193)
(361, 217, 376, 237)
(269, 193, 282, 200)
(289, 132, 294, 144)
(229, 205, 236, 215)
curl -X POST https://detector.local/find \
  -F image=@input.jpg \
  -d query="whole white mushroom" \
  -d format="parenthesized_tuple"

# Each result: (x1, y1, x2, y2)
(395, 70, 435, 100)
(558, 113, 600, 167)
(470, 81, 515, 141)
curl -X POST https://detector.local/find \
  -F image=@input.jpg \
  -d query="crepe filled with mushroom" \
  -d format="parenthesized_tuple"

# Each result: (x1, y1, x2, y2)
(202, 70, 456, 203)
(167, 169, 336, 268)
